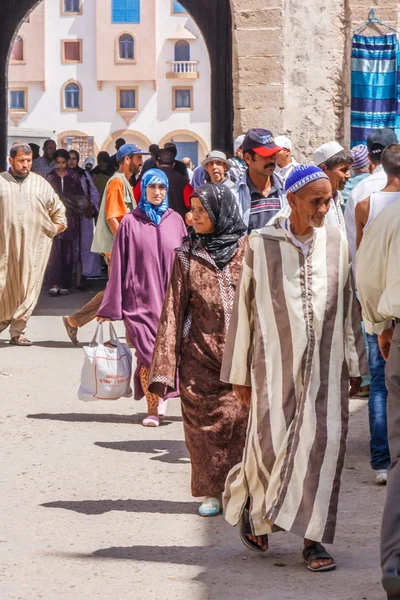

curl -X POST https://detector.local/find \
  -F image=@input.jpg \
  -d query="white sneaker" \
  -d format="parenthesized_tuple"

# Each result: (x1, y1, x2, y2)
(198, 497, 221, 517)
(375, 469, 388, 485)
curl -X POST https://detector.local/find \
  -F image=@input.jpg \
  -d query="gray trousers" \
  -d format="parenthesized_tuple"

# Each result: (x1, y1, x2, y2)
(381, 323, 400, 570)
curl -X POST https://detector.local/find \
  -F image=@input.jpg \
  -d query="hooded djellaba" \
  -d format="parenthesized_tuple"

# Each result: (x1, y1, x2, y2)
(91, 151, 116, 200)
(148, 182, 250, 518)
(97, 168, 187, 427)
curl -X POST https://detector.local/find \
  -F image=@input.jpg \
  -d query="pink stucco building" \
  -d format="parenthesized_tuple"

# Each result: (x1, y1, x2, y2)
(8, 0, 211, 165)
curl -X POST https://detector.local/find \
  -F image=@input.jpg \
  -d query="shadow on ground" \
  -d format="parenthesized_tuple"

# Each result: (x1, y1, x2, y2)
(0, 340, 83, 348)
(27, 413, 182, 425)
(41, 498, 198, 515)
(94, 439, 190, 463)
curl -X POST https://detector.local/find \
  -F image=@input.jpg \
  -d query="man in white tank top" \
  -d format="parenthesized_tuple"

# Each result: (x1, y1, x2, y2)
(355, 144, 400, 487)
(356, 143, 400, 249)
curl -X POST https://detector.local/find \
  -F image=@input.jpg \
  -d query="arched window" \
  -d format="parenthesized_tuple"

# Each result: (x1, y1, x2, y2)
(174, 40, 190, 62)
(63, 82, 81, 110)
(119, 33, 134, 60)
(10, 35, 24, 62)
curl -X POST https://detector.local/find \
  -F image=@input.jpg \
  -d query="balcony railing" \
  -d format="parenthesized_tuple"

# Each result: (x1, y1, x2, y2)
(166, 61, 199, 78)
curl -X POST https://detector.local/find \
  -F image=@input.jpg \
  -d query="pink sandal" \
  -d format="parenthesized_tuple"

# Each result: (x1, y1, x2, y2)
(142, 415, 160, 428)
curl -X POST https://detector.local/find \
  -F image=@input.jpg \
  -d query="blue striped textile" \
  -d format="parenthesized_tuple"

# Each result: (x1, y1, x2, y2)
(351, 33, 400, 147)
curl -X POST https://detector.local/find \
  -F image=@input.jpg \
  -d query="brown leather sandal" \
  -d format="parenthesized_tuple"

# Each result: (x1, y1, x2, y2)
(239, 504, 268, 553)
(62, 316, 79, 345)
(302, 542, 336, 572)
(10, 336, 32, 347)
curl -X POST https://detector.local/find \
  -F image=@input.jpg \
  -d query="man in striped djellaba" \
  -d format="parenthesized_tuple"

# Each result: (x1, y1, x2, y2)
(0, 142, 66, 346)
(221, 164, 368, 572)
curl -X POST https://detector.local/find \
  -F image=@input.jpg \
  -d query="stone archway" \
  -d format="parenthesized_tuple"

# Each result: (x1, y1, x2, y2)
(57, 129, 100, 163)
(158, 129, 209, 164)
(0, 0, 233, 166)
(101, 129, 153, 154)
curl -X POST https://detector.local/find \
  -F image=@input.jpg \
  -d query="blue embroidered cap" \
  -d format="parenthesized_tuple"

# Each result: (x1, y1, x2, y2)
(285, 164, 329, 194)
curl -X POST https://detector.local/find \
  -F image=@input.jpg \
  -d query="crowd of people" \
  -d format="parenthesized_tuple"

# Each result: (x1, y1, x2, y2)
(2, 124, 400, 596)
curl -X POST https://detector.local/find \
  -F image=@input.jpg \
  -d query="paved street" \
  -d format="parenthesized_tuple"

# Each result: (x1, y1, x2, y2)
(0, 287, 387, 600)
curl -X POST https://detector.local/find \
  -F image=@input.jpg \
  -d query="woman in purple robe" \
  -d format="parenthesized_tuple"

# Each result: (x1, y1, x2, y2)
(97, 168, 187, 427)
(46, 149, 85, 296)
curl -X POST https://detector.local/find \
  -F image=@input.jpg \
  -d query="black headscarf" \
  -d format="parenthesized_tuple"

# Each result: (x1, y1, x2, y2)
(91, 152, 115, 177)
(69, 150, 85, 176)
(191, 183, 246, 270)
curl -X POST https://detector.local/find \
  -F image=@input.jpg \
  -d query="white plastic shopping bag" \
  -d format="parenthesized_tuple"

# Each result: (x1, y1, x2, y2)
(78, 323, 133, 402)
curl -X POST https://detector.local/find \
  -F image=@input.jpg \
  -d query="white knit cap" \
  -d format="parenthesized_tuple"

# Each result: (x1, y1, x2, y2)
(275, 135, 292, 151)
(313, 141, 344, 166)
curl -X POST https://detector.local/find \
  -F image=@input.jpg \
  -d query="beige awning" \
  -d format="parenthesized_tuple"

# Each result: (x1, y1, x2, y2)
(168, 24, 197, 41)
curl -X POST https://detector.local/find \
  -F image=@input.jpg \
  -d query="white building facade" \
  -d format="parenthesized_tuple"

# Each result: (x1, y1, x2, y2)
(8, 0, 211, 165)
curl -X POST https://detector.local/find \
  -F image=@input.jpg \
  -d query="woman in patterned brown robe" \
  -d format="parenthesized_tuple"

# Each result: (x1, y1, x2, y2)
(149, 183, 249, 517)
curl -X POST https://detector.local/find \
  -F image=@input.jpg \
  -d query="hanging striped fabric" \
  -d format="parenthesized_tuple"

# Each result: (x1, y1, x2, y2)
(351, 33, 400, 147)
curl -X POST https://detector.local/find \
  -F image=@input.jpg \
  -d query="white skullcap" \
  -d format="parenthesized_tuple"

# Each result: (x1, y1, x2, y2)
(313, 141, 344, 166)
(234, 135, 245, 152)
(275, 135, 292, 151)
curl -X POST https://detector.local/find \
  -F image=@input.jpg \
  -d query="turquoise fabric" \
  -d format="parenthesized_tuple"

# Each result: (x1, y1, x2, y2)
(351, 33, 400, 146)
(139, 169, 169, 226)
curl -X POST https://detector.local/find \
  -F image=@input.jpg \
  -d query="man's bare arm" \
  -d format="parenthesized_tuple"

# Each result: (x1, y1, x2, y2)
(107, 217, 120, 237)
(378, 328, 394, 361)
(355, 197, 370, 250)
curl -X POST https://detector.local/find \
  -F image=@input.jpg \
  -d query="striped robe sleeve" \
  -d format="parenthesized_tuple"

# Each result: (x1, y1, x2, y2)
(344, 261, 368, 378)
(221, 242, 255, 387)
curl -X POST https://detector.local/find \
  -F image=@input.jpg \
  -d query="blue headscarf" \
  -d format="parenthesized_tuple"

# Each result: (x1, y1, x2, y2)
(139, 168, 169, 225)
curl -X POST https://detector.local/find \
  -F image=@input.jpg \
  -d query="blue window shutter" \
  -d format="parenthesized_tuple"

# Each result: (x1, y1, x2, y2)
(120, 89, 136, 109)
(112, 0, 140, 23)
(173, 1, 186, 13)
(175, 40, 190, 61)
(10, 90, 26, 110)
(64, 0, 80, 12)
(119, 34, 134, 59)
(175, 89, 191, 108)
(65, 83, 80, 109)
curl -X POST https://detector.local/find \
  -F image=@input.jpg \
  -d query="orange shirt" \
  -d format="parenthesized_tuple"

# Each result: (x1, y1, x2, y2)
(105, 178, 132, 222)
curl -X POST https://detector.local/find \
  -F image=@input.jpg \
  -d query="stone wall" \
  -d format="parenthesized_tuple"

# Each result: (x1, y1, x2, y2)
(231, 0, 284, 136)
(282, 0, 349, 159)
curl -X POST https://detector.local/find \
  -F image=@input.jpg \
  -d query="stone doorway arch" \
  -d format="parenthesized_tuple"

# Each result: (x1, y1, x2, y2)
(101, 129, 153, 155)
(0, 0, 233, 166)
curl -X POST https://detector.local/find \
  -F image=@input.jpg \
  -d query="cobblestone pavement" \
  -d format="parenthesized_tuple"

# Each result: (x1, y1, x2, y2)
(0, 289, 387, 600)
